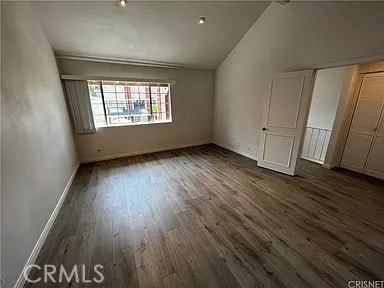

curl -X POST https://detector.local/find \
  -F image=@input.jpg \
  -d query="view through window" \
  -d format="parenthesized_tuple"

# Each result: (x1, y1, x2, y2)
(88, 80, 172, 127)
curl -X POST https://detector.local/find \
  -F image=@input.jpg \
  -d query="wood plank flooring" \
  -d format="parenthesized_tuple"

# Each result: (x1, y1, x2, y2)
(26, 144, 384, 287)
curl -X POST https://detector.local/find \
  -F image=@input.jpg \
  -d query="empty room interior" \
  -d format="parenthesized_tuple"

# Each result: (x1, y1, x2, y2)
(2, 1, 384, 287)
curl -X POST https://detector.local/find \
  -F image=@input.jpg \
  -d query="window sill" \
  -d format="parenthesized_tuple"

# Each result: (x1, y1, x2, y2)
(95, 120, 172, 129)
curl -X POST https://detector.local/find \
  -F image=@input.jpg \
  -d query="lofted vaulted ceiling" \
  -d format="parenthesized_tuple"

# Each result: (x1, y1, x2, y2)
(30, 1, 270, 70)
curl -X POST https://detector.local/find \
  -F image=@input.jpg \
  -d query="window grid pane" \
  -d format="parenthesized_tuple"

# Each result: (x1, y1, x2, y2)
(88, 80, 171, 127)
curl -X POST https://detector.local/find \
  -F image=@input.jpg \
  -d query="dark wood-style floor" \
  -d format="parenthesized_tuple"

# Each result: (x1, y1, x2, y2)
(27, 145, 384, 288)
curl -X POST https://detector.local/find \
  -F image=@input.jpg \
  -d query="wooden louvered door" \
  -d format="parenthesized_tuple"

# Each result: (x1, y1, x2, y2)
(364, 84, 384, 179)
(341, 72, 384, 179)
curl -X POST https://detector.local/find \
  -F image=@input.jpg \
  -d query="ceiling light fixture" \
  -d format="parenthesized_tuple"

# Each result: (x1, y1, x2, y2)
(119, 0, 127, 7)
(276, 0, 290, 5)
(198, 17, 206, 25)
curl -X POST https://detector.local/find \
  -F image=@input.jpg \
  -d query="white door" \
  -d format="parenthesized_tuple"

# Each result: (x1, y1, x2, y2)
(341, 72, 384, 176)
(257, 70, 314, 176)
(341, 72, 384, 179)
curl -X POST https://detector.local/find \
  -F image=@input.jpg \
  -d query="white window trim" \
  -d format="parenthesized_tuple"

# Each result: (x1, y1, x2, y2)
(87, 80, 173, 128)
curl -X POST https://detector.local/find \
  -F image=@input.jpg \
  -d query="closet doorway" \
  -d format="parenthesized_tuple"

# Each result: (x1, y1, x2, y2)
(341, 70, 384, 180)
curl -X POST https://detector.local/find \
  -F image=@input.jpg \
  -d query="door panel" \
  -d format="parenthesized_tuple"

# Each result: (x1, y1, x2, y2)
(267, 77, 304, 128)
(365, 137, 384, 179)
(257, 70, 314, 176)
(262, 133, 294, 167)
(350, 74, 384, 135)
(341, 133, 373, 173)
(378, 113, 384, 136)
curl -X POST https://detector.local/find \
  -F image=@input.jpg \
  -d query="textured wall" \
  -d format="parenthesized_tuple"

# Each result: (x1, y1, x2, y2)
(58, 59, 214, 162)
(1, 2, 78, 286)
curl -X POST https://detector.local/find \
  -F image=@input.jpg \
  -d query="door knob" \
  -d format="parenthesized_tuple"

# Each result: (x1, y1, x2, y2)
(262, 127, 268, 131)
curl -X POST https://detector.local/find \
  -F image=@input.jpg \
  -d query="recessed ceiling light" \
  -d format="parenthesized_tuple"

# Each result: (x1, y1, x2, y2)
(119, 0, 127, 7)
(198, 17, 206, 25)
(276, 0, 290, 5)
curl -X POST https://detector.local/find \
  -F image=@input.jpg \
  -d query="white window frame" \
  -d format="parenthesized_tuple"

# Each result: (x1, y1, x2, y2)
(87, 80, 173, 128)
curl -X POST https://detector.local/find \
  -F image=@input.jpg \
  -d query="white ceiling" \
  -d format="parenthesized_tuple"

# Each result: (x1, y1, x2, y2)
(31, 1, 270, 70)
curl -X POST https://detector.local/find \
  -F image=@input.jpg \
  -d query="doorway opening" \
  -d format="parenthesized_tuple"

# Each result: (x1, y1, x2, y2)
(301, 65, 355, 165)
(301, 60, 384, 180)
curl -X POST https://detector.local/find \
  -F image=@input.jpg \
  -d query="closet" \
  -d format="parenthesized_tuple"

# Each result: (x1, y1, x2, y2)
(341, 72, 384, 180)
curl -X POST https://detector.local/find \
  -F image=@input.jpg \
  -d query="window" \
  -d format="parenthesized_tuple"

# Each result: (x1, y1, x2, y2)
(88, 80, 172, 127)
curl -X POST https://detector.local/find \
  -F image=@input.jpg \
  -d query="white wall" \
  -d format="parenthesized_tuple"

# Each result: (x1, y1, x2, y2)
(307, 67, 351, 130)
(213, 1, 384, 159)
(1, 3, 78, 287)
(323, 66, 358, 168)
(58, 59, 214, 162)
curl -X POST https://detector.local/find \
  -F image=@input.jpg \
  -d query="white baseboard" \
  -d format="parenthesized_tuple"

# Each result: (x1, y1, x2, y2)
(340, 162, 363, 173)
(322, 163, 337, 170)
(364, 169, 384, 180)
(213, 141, 258, 161)
(80, 141, 211, 163)
(14, 162, 80, 288)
